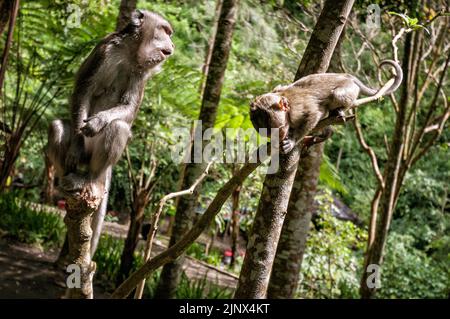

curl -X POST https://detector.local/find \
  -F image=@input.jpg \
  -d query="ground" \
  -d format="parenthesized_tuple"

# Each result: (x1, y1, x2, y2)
(0, 218, 238, 298)
(0, 239, 108, 298)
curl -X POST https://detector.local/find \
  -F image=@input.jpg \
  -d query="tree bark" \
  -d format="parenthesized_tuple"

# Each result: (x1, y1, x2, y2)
(0, 0, 12, 37)
(267, 3, 352, 298)
(116, 204, 145, 286)
(0, 0, 19, 97)
(234, 146, 300, 299)
(64, 185, 103, 299)
(199, 0, 223, 97)
(235, 0, 354, 299)
(154, 0, 238, 299)
(115, 0, 137, 31)
(112, 153, 264, 298)
(359, 30, 413, 300)
(43, 151, 56, 204)
(230, 181, 241, 266)
(267, 143, 324, 298)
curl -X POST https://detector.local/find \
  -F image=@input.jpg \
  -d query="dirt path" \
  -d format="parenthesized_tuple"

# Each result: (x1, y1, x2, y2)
(1, 203, 239, 298)
(0, 239, 109, 298)
(104, 221, 239, 288)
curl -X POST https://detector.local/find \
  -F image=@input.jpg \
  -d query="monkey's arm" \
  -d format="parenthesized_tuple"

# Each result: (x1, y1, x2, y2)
(81, 103, 138, 137)
(64, 93, 91, 172)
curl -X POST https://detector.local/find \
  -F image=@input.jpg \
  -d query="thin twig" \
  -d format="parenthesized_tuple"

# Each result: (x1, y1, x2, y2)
(134, 161, 214, 299)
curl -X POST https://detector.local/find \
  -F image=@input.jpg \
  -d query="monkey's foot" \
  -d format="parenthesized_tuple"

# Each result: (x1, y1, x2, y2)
(280, 139, 295, 154)
(301, 136, 316, 148)
(331, 108, 346, 122)
(59, 173, 88, 197)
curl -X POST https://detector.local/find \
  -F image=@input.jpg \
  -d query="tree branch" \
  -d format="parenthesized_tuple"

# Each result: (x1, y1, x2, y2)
(112, 149, 267, 298)
(353, 114, 385, 188)
(134, 161, 214, 298)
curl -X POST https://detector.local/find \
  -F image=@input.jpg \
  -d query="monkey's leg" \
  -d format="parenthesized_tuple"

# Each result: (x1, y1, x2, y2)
(89, 119, 131, 181)
(88, 120, 130, 257)
(47, 119, 71, 178)
(90, 166, 112, 257)
(301, 127, 334, 151)
(59, 120, 130, 194)
(281, 111, 323, 154)
(329, 107, 346, 120)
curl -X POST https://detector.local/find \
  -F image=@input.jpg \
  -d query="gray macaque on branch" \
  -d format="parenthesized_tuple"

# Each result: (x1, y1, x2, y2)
(249, 60, 403, 153)
(47, 10, 174, 253)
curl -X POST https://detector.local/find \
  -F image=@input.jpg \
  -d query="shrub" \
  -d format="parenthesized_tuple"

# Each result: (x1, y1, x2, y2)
(0, 192, 65, 247)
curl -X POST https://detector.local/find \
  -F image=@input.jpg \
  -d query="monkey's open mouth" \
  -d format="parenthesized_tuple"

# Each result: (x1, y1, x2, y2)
(161, 49, 173, 56)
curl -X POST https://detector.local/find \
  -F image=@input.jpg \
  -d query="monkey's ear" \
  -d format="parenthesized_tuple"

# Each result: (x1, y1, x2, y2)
(278, 97, 290, 111)
(130, 9, 145, 27)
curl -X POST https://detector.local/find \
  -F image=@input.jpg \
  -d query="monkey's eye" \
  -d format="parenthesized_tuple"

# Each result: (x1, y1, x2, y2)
(158, 24, 173, 36)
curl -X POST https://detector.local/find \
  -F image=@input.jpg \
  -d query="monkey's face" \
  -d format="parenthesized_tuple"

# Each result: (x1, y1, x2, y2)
(126, 10, 175, 70)
(250, 93, 290, 141)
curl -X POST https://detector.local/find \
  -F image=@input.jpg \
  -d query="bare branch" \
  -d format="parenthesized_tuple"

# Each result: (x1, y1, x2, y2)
(353, 114, 385, 188)
(133, 161, 214, 298)
(112, 150, 267, 298)
(408, 53, 450, 165)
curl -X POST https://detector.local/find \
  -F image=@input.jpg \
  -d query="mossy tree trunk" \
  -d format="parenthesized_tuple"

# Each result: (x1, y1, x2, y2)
(267, 6, 351, 298)
(235, 0, 354, 299)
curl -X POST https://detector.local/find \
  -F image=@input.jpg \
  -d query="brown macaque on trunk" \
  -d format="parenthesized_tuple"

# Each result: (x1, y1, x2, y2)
(250, 60, 403, 154)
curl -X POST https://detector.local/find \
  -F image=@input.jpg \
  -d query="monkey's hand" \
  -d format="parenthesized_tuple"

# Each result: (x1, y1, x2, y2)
(81, 115, 107, 137)
(280, 137, 295, 154)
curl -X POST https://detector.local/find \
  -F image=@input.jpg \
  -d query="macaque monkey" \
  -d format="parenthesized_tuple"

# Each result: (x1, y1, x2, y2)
(250, 60, 403, 153)
(47, 10, 174, 254)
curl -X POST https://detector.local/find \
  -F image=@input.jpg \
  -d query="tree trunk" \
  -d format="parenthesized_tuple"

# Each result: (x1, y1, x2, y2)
(230, 183, 241, 266)
(154, 0, 238, 299)
(359, 31, 413, 299)
(267, 143, 324, 298)
(235, 0, 354, 299)
(0, 0, 13, 37)
(199, 0, 223, 97)
(267, 4, 351, 298)
(112, 154, 264, 298)
(116, 204, 145, 286)
(63, 185, 103, 299)
(0, 0, 19, 97)
(234, 148, 300, 299)
(55, 234, 70, 268)
(43, 151, 55, 204)
(115, 0, 137, 31)
(89, 167, 111, 257)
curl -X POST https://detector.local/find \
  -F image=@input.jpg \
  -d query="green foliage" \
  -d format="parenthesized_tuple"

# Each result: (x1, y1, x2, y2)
(93, 234, 161, 297)
(320, 155, 348, 195)
(93, 234, 125, 288)
(298, 190, 366, 298)
(0, 192, 65, 247)
(176, 273, 233, 299)
(388, 12, 430, 33)
(186, 242, 205, 260)
(93, 235, 232, 298)
(186, 242, 223, 268)
(378, 233, 449, 298)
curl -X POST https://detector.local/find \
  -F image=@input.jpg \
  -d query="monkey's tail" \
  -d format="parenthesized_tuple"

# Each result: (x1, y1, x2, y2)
(353, 59, 403, 96)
